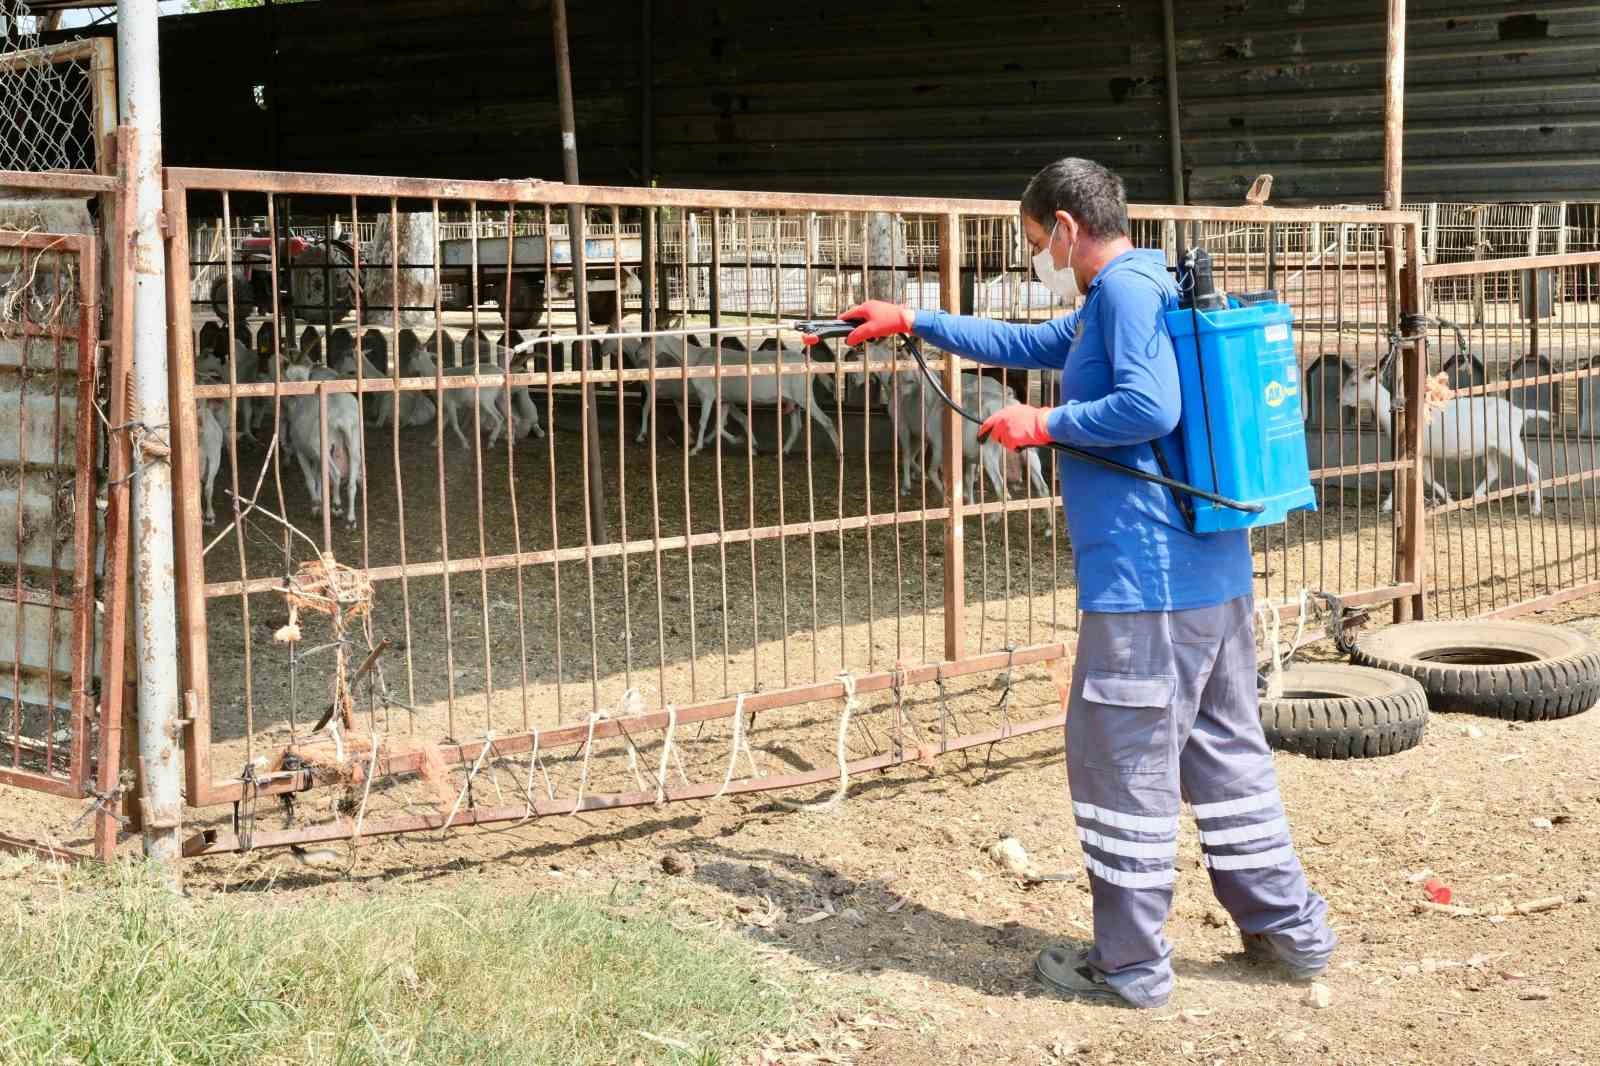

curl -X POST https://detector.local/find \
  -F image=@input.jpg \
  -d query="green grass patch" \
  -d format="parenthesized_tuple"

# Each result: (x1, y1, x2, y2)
(0, 859, 827, 1066)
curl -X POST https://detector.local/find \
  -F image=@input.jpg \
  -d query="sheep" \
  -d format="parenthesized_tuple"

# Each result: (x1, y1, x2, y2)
(1340, 369, 1548, 515)
(278, 359, 366, 528)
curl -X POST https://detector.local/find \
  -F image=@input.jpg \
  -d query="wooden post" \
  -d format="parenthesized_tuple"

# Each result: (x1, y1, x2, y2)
(551, 0, 611, 544)
(1383, 0, 1422, 622)
(939, 213, 964, 662)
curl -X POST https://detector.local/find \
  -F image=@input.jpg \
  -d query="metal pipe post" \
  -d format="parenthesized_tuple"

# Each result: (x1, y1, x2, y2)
(551, 0, 611, 544)
(1161, 0, 1185, 207)
(116, 0, 183, 871)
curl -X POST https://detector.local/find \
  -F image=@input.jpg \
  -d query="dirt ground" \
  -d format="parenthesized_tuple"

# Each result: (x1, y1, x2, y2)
(5, 595, 1595, 1064)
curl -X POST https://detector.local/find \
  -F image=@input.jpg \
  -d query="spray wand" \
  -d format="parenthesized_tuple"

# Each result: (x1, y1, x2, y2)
(792, 319, 1263, 523)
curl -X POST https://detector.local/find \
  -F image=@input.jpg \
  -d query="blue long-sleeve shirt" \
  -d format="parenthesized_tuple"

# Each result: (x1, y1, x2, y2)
(912, 248, 1253, 613)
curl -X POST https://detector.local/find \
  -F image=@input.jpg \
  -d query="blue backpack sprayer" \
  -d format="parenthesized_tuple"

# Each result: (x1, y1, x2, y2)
(795, 247, 1317, 534)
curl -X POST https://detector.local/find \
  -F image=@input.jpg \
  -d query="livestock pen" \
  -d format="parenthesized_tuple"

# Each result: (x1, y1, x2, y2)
(142, 170, 1457, 860)
(10, 159, 1600, 864)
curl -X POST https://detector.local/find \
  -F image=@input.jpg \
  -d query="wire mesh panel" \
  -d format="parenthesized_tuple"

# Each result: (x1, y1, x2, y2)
(0, 7, 113, 175)
(1421, 253, 1600, 618)
(0, 229, 101, 799)
(161, 170, 1417, 859)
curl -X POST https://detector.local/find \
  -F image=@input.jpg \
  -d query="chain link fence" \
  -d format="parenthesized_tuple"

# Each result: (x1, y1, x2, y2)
(0, 2, 103, 174)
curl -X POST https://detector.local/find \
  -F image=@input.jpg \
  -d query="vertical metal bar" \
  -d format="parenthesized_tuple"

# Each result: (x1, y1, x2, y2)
(542, 204, 567, 720)
(676, 210, 697, 702)
(97, 137, 136, 858)
(643, 210, 667, 701)
(803, 211, 821, 683)
(771, 212, 790, 690)
(610, 204, 633, 693)
(9, 247, 26, 776)
(1397, 222, 1427, 619)
(640, 0, 653, 186)
(218, 191, 256, 768)
(940, 212, 964, 662)
(551, 0, 610, 547)
(1160, 0, 1185, 206)
(425, 200, 457, 737)
(119, 0, 182, 869)
(710, 210, 732, 695)
(742, 211, 760, 692)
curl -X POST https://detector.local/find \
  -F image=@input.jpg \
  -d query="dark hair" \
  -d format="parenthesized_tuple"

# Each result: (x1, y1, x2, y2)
(1020, 158, 1129, 241)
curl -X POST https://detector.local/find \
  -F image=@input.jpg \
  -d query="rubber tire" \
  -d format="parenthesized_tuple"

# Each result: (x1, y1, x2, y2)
(1259, 664, 1428, 759)
(1353, 619, 1600, 721)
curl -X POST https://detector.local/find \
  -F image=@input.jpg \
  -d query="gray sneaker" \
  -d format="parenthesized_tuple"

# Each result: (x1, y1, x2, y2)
(1240, 932, 1328, 980)
(1033, 943, 1138, 1007)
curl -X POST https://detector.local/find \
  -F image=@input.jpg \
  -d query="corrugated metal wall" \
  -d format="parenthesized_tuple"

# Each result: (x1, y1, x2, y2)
(62, 0, 1600, 204)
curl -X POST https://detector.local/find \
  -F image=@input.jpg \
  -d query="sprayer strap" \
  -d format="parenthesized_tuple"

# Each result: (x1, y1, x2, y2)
(1149, 440, 1197, 532)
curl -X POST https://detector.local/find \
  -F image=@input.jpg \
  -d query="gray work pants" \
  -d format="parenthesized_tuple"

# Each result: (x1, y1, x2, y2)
(1066, 594, 1337, 1007)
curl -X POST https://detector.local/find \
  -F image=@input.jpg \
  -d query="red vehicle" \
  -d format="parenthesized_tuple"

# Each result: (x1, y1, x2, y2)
(209, 227, 364, 324)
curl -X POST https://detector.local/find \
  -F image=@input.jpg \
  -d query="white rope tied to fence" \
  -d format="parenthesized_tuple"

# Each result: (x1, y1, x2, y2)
(570, 689, 644, 815)
(520, 724, 555, 819)
(442, 731, 496, 833)
(783, 673, 857, 814)
(1257, 589, 1312, 700)
(653, 705, 691, 807)
(712, 693, 764, 800)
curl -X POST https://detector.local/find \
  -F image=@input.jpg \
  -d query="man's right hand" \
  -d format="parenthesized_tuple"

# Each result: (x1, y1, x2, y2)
(840, 300, 915, 347)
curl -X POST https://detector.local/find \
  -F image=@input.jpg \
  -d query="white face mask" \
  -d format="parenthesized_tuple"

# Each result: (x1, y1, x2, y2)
(1032, 221, 1079, 302)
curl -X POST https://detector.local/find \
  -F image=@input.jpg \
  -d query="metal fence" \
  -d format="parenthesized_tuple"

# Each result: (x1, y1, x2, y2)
(0, 228, 102, 801)
(0, 11, 117, 177)
(152, 168, 1428, 858)
(1421, 251, 1600, 619)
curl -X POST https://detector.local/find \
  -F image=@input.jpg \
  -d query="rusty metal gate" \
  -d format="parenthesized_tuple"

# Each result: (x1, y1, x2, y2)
(0, 229, 104, 802)
(153, 168, 1431, 860)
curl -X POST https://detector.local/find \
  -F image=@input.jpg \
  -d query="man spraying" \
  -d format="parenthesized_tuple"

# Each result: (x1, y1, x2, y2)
(832, 157, 1336, 1009)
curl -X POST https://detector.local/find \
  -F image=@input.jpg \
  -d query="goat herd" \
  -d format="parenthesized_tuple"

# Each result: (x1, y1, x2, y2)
(191, 318, 1562, 538)
(188, 323, 1056, 535)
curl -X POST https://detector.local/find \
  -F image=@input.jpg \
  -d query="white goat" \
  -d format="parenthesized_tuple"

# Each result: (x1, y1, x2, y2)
(478, 340, 545, 441)
(686, 339, 843, 457)
(279, 361, 366, 528)
(1340, 370, 1548, 515)
(888, 373, 1051, 509)
(410, 347, 514, 451)
(332, 349, 437, 429)
(192, 369, 228, 526)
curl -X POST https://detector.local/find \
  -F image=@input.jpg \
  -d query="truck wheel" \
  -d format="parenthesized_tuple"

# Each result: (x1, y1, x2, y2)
(504, 276, 544, 331)
(1353, 620, 1600, 721)
(210, 275, 253, 323)
(1259, 664, 1428, 759)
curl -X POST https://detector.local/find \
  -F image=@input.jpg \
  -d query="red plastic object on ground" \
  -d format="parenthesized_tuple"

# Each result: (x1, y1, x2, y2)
(1423, 878, 1452, 904)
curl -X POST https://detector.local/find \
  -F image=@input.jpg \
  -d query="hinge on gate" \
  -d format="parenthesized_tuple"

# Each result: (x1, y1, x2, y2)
(158, 209, 173, 239)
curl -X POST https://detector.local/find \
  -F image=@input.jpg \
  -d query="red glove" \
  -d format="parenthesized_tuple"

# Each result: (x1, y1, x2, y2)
(838, 300, 914, 347)
(978, 404, 1053, 451)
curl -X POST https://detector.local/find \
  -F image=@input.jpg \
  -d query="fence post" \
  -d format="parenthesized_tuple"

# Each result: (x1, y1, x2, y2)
(939, 213, 964, 662)
(117, 0, 183, 876)
(1396, 221, 1429, 621)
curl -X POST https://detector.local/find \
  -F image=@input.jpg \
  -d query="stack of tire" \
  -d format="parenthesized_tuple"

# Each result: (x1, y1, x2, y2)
(1260, 619, 1600, 760)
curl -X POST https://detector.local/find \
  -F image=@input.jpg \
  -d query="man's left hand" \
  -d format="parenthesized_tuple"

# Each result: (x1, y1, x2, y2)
(978, 404, 1053, 451)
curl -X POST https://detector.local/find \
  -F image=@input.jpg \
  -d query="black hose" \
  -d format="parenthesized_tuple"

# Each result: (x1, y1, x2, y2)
(795, 320, 1263, 516)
